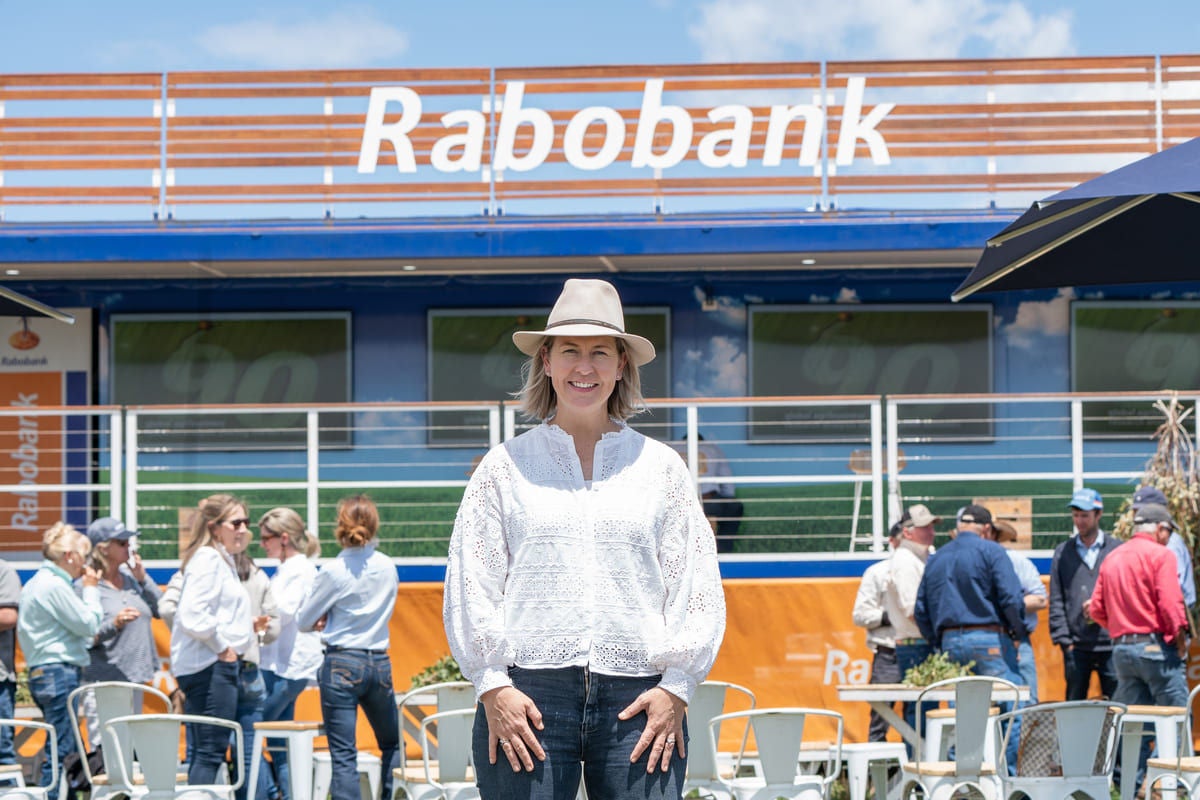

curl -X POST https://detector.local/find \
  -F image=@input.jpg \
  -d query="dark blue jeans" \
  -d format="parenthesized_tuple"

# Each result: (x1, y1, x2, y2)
(473, 666, 687, 800)
(896, 640, 932, 754)
(0, 679, 14, 765)
(318, 649, 399, 800)
(28, 662, 80, 800)
(260, 670, 310, 800)
(236, 663, 267, 800)
(940, 629, 1023, 772)
(177, 659, 240, 787)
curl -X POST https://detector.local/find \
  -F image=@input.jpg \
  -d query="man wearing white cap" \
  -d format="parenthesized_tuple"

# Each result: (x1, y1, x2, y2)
(852, 521, 904, 741)
(1048, 488, 1120, 700)
(883, 503, 939, 750)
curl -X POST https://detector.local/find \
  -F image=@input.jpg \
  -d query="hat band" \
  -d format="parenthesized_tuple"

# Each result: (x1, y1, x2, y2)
(544, 318, 624, 334)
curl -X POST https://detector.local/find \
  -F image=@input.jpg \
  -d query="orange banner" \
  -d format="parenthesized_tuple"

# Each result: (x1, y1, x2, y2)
(0, 372, 63, 552)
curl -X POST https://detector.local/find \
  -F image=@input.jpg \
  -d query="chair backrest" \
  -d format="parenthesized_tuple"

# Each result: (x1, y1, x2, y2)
(710, 708, 843, 789)
(396, 681, 475, 768)
(686, 680, 756, 782)
(916, 676, 1019, 773)
(998, 701, 1125, 778)
(104, 713, 243, 796)
(66, 680, 172, 785)
(0, 718, 56, 793)
(420, 708, 477, 787)
(1173, 683, 1200, 774)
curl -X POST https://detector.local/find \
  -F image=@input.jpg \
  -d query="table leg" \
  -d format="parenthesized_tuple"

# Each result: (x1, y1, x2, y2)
(867, 701, 919, 754)
(248, 731, 263, 800)
(1121, 722, 1144, 800)
(289, 733, 315, 800)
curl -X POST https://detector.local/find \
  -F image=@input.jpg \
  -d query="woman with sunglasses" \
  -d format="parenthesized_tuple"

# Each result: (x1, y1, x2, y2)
(256, 507, 321, 800)
(171, 494, 257, 788)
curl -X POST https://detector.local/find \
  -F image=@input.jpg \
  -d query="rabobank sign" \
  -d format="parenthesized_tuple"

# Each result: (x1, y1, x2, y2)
(357, 77, 894, 174)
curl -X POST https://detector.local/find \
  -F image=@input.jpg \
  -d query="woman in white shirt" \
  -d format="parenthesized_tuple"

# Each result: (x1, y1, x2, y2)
(171, 494, 256, 788)
(297, 495, 399, 800)
(443, 278, 726, 800)
(256, 507, 321, 800)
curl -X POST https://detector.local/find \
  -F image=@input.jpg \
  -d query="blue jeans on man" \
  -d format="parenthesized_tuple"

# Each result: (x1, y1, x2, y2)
(1112, 636, 1189, 794)
(473, 666, 687, 800)
(319, 649, 399, 800)
(0, 680, 14, 766)
(259, 670, 311, 800)
(1002, 637, 1038, 705)
(940, 629, 1024, 772)
(895, 639, 932, 755)
(28, 662, 80, 800)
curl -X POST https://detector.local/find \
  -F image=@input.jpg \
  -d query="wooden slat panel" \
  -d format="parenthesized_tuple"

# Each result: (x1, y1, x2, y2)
(0, 158, 159, 170)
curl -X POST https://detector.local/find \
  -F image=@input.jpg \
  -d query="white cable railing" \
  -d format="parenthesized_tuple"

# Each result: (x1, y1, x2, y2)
(0, 392, 1187, 560)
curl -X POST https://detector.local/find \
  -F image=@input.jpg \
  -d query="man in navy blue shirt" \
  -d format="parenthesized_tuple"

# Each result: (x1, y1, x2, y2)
(916, 504, 1028, 768)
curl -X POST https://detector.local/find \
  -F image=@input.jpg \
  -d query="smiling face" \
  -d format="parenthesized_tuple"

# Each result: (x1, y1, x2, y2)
(211, 505, 251, 555)
(542, 335, 626, 423)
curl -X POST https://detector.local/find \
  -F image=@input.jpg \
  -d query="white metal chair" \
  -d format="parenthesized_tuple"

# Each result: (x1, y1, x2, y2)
(66, 680, 172, 800)
(311, 750, 382, 800)
(900, 676, 1018, 800)
(996, 700, 1124, 800)
(392, 681, 475, 800)
(0, 718, 55, 799)
(104, 713, 243, 800)
(684, 680, 757, 800)
(1146, 682, 1200, 800)
(708, 707, 844, 800)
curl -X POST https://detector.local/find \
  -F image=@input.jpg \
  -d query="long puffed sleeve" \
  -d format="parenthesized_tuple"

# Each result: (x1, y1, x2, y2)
(646, 461, 727, 703)
(443, 449, 515, 700)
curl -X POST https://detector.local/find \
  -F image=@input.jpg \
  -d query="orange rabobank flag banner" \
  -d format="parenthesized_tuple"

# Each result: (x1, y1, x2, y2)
(0, 310, 92, 555)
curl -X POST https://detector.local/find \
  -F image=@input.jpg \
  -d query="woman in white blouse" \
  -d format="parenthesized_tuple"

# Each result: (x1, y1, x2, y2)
(443, 278, 726, 800)
(256, 507, 321, 800)
(170, 494, 256, 788)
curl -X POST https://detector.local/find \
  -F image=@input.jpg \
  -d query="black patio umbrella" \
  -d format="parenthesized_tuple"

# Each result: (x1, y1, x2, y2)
(952, 137, 1200, 301)
(0, 285, 74, 323)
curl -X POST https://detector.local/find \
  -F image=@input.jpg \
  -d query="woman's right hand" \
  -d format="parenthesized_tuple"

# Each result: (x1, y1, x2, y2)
(480, 685, 546, 772)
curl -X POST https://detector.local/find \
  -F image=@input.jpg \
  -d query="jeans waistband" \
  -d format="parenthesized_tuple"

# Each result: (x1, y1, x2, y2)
(324, 645, 389, 655)
(1113, 632, 1162, 645)
(896, 638, 926, 646)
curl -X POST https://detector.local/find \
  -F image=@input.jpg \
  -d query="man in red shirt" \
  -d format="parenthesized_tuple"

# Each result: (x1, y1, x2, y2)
(1089, 502, 1190, 792)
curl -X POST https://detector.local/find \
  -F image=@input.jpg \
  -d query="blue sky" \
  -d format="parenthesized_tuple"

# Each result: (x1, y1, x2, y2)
(2, 0, 1198, 72)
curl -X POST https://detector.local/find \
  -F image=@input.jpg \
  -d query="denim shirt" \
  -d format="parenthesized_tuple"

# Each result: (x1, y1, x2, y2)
(915, 531, 1029, 642)
(297, 542, 398, 651)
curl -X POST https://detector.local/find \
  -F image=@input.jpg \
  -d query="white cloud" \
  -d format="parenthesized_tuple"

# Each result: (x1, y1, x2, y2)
(691, 286, 747, 328)
(835, 287, 861, 303)
(196, 7, 409, 68)
(688, 0, 1074, 62)
(679, 336, 747, 396)
(1002, 287, 1074, 349)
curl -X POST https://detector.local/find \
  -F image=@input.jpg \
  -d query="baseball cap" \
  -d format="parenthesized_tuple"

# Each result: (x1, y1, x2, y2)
(1132, 485, 1168, 510)
(904, 504, 942, 528)
(957, 504, 993, 526)
(86, 517, 136, 547)
(1067, 488, 1103, 510)
(1133, 503, 1177, 530)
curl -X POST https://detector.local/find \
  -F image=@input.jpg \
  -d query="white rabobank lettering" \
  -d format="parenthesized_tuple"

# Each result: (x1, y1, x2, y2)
(494, 82, 555, 172)
(563, 106, 626, 171)
(823, 648, 871, 685)
(10, 392, 39, 532)
(355, 77, 892, 174)
(836, 76, 894, 166)
(697, 105, 753, 168)
(631, 79, 693, 169)
(430, 109, 486, 173)
(357, 87, 422, 173)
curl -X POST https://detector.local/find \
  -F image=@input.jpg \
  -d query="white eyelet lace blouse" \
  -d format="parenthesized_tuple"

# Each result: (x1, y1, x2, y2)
(443, 421, 726, 704)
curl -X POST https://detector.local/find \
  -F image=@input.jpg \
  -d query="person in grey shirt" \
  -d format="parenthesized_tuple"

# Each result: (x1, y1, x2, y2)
(0, 558, 20, 765)
(78, 517, 163, 685)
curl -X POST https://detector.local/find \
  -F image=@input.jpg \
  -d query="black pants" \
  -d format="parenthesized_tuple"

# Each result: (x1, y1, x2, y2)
(1062, 645, 1118, 700)
(702, 495, 743, 554)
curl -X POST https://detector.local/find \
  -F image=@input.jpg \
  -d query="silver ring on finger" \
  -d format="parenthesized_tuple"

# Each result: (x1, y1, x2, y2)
(499, 738, 509, 745)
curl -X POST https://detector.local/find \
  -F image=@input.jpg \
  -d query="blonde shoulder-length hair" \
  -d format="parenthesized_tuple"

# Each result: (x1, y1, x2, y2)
(515, 336, 646, 422)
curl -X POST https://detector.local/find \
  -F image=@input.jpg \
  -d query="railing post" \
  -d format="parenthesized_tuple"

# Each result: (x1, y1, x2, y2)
(685, 405, 700, 489)
(870, 400, 884, 552)
(489, 406, 502, 449)
(1070, 399, 1084, 490)
(124, 410, 139, 532)
(886, 397, 901, 523)
(109, 410, 123, 520)
(502, 404, 516, 442)
(306, 410, 320, 536)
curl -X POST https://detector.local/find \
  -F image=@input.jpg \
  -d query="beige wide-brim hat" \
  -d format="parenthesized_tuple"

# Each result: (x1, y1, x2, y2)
(992, 519, 1019, 543)
(512, 279, 657, 366)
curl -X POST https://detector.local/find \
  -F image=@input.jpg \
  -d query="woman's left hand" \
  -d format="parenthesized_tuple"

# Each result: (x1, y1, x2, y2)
(618, 686, 686, 773)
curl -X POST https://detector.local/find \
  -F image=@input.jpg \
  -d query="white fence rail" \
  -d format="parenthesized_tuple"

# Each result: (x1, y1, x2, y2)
(0, 392, 1187, 558)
